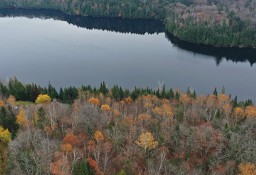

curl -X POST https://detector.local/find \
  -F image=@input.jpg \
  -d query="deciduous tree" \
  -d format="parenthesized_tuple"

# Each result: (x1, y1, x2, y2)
(136, 131, 158, 152)
(35, 94, 51, 104)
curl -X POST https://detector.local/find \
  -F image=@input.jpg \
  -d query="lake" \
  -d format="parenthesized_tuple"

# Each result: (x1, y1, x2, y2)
(0, 8, 256, 101)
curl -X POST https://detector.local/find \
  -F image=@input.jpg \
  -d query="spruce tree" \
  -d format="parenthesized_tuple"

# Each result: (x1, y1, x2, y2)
(213, 88, 218, 96)
(80, 160, 89, 175)
(99, 82, 108, 95)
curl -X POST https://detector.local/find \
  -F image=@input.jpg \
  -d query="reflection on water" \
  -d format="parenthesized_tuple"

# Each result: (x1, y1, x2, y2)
(1, 8, 256, 65)
(0, 8, 256, 102)
(0, 8, 164, 35)
(165, 33, 256, 66)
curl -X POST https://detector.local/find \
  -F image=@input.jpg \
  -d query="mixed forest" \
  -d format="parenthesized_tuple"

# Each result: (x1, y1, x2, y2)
(0, 78, 256, 174)
(0, 0, 256, 47)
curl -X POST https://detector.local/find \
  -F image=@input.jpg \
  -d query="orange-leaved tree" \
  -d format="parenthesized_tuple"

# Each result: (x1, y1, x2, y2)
(0, 100, 4, 107)
(245, 106, 256, 118)
(238, 163, 256, 175)
(88, 97, 100, 106)
(63, 133, 79, 146)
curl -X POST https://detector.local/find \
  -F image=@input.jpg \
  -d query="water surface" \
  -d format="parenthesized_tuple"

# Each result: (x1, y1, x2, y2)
(0, 9, 256, 101)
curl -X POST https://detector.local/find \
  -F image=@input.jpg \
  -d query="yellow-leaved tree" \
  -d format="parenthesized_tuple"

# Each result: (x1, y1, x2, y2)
(0, 126, 11, 175)
(136, 131, 158, 153)
(101, 104, 111, 111)
(35, 94, 52, 104)
(153, 104, 174, 118)
(94, 130, 105, 142)
(16, 109, 26, 125)
(0, 127, 11, 143)
(238, 163, 256, 175)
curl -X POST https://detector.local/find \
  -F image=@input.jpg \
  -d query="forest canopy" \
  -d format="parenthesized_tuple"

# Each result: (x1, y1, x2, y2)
(0, 78, 256, 174)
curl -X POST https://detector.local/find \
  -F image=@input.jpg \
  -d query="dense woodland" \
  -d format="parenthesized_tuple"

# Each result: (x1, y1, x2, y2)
(0, 78, 256, 174)
(0, 0, 256, 47)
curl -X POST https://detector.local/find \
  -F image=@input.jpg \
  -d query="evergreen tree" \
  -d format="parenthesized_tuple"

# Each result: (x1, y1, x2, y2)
(186, 87, 192, 96)
(232, 96, 238, 108)
(73, 162, 80, 175)
(161, 84, 166, 98)
(175, 91, 180, 100)
(99, 82, 108, 95)
(221, 86, 226, 94)
(48, 82, 58, 99)
(0, 107, 19, 138)
(59, 88, 64, 101)
(213, 87, 218, 96)
(112, 85, 120, 100)
(80, 160, 89, 175)
(169, 88, 174, 99)
(192, 90, 196, 99)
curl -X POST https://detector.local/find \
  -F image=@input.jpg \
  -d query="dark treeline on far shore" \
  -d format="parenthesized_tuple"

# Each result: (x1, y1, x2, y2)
(0, 77, 253, 107)
(1, 0, 256, 47)
(0, 8, 164, 35)
(1, 8, 256, 65)
(165, 32, 256, 66)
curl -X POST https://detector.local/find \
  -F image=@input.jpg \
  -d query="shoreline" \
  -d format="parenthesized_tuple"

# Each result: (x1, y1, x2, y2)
(1, 7, 256, 49)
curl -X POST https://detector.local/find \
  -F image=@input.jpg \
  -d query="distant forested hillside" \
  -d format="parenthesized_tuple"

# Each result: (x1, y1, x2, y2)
(0, 0, 256, 47)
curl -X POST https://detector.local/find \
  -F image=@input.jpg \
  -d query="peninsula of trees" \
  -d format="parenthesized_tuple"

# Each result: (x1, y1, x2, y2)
(0, 78, 256, 174)
(0, 0, 256, 47)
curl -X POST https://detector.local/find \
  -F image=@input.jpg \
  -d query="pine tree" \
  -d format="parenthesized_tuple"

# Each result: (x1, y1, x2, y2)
(186, 87, 192, 96)
(233, 96, 238, 108)
(192, 90, 196, 99)
(48, 82, 58, 99)
(80, 160, 89, 175)
(99, 82, 108, 95)
(73, 162, 80, 175)
(213, 87, 218, 96)
(221, 86, 225, 94)
(112, 85, 120, 100)
(161, 84, 166, 98)
(175, 91, 180, 100)
(169, 88, 174, 99)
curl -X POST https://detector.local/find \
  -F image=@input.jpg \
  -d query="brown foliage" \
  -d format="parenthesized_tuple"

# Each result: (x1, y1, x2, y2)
(50, 152, 71, 175)
(63, 133, 79, 146)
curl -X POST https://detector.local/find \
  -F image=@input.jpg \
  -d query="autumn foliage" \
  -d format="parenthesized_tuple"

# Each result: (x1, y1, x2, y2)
(0, 100, 4, 107)
(88, 97, 100, 106)
(35, 94, 52, 104)
(136, 131, 158, 152)
(94, 130, 104, 141)
(238, 163, 256, 175)
(2, 89, 256, 175)
(101, 104, 111, 111)
(16, 109, 26, 125)
(0, 126, 11, 175)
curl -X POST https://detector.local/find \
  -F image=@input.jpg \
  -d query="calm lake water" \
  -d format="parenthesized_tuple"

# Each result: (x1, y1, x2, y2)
(0, 9, 256, 101)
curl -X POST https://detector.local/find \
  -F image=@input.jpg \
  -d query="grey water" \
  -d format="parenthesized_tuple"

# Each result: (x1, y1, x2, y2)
(0, 9, 256, 101)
